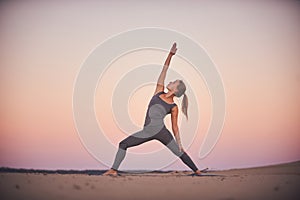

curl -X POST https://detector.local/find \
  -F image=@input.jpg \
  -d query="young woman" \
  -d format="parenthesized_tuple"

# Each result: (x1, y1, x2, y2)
(103, 43, 201, 176)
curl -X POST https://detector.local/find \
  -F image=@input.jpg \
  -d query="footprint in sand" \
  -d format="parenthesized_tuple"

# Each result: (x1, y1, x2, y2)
(73, 184, 81, 190)
(15, 184, 20, 190)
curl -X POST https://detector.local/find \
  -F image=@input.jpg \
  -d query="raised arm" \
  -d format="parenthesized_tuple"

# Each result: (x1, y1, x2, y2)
(154, 42, 177, 95)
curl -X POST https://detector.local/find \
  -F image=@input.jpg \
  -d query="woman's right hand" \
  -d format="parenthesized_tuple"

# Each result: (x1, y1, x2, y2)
(170, 42, 177, 55)
(179, 143, 185, 153)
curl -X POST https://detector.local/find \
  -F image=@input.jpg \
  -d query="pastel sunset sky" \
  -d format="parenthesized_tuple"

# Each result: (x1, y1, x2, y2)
(0, 0, 299, 170)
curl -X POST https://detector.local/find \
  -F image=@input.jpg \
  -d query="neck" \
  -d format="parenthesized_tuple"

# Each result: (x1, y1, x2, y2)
(165, 91, 175, 98)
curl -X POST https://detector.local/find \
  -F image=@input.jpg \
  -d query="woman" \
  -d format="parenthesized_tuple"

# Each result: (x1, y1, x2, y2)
(103, 43, 202, 176)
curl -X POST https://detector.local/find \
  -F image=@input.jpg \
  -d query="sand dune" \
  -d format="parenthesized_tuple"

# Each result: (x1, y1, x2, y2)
(1, 161, 299, 200)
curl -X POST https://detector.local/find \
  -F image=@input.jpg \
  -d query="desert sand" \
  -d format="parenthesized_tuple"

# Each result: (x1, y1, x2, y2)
(1, 161, 299, 200)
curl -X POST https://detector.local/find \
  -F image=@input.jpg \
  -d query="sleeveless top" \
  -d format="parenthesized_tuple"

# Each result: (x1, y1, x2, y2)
(143, 91, 177, 127)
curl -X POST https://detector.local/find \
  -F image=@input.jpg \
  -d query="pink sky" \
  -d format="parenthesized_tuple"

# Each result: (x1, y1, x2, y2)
(0, 0, 299, 170)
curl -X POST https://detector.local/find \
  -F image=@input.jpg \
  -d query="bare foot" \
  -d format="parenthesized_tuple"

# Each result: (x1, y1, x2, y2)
(195, 170, 202, 176)
(102, 169, 118, 177)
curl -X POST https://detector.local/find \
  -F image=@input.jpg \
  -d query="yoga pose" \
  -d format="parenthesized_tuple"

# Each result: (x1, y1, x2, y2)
(103, 43, 201, 176)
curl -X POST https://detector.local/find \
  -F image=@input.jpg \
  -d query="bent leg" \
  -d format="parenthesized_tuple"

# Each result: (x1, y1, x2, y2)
(155, 128, 199, 172)
(111, 129, 153, 170)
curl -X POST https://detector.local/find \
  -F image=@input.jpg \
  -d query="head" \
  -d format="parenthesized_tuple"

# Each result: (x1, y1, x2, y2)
(167, 79, 189, 120)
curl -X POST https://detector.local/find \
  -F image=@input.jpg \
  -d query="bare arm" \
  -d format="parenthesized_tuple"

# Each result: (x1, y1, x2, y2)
(171, 105, 184, 152)
(154, 43, 177, 95)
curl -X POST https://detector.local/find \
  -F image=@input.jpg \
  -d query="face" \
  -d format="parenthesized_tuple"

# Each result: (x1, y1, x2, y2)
(166, 80, 180, 94)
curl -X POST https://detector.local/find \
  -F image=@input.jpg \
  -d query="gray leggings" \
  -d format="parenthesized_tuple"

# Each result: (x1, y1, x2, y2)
(111, 126, 198, 172)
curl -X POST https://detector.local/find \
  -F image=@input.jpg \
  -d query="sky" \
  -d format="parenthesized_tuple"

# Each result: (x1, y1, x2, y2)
(0, 0, 299, 170)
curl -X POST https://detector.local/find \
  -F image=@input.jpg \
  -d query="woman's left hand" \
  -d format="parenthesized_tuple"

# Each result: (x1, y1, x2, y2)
(170, 42, 177, 55)
(179, 144, 185, 153)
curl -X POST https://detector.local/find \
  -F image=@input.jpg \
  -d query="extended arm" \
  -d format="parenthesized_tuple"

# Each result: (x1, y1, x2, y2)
(154, 43, 177, 95)
(171, 105, 184, 152)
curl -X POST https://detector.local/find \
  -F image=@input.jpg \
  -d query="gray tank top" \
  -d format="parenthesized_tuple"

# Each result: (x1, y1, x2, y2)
(143, 91, 177, 127)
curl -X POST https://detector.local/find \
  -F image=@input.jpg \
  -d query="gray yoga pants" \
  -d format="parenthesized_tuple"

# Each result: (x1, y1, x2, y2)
(111, 126, 198, 172)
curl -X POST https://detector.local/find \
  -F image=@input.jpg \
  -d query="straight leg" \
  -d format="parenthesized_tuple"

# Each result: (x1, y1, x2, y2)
(111, 129, 153, 170)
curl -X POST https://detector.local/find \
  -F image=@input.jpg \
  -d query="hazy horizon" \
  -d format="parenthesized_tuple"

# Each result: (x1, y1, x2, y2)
(1, 0, 299, 171)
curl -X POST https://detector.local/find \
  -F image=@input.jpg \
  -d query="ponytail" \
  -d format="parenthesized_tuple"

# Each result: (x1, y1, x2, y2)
(182, 93, 188, 120)
(175, 80, 189, 120)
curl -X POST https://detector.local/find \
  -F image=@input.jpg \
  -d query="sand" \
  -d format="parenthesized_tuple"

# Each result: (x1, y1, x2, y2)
(1, 161, 299, 200)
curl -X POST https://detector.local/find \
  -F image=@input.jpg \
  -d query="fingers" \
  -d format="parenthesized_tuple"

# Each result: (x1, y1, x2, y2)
(179, 146, 185, 153)
(172, 42, 177, 50)
(170, 42, 177, 55)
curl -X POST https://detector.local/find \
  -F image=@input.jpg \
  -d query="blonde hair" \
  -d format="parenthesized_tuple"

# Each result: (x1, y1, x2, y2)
(174, 80, 188, 120)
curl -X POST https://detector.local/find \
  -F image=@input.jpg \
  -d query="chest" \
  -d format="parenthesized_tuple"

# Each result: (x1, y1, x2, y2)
(148, 96, 174, 114)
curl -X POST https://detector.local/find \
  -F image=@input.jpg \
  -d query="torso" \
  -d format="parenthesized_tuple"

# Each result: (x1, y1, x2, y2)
(143, 91, 177, 127)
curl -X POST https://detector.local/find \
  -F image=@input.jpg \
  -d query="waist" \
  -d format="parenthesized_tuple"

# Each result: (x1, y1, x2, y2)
(144, 117, 164, 126)
(142, 124, 166, 133)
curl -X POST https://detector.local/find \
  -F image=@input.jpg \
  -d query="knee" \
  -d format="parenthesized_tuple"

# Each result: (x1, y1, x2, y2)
(119, 140, 128, 150)
(179, 152, 188, 159)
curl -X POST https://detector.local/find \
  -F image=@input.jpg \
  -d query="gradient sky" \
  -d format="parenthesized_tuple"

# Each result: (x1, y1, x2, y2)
(0, 0, 299, 170)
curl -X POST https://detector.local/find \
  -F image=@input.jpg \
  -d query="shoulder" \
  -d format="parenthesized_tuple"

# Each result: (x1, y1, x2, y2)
(154, 83, 165, 95)
(154, 91, 165, 96)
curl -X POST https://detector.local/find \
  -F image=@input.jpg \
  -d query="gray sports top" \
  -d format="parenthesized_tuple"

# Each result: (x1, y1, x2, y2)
(143, 91, 177, 127)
